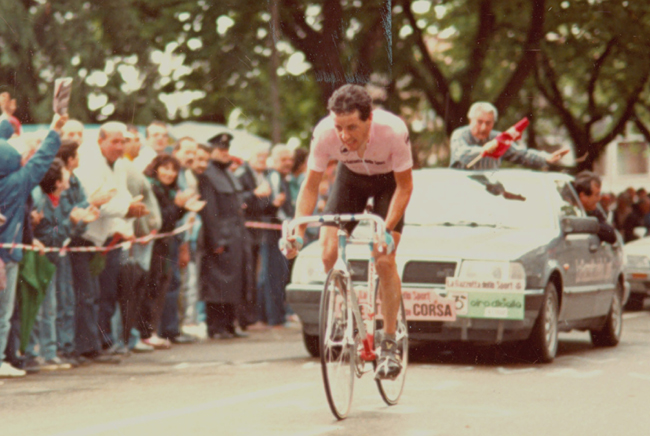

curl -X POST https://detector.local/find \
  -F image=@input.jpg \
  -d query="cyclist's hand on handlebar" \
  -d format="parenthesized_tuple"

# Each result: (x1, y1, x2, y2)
(373, 231, 396, 257)
(280, 235, 304, 259)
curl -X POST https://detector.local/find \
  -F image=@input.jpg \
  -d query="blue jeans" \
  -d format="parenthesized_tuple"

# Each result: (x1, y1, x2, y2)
(257, 238, 289, 326)
(56, 256, 75, 355)
(0, 262, 19, 362)
(27, 271, 58, 361)
(182, 261, 200, 325)
(97, 248, 122, 348)
(70, 250, 101, 356)
(159, 238, 181, 338)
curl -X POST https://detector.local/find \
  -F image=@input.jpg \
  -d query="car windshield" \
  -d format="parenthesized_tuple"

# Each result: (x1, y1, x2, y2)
(405, 171, 556, 230)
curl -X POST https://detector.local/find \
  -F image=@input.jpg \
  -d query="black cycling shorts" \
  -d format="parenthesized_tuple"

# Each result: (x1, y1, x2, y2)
(323, 163, 405, 234)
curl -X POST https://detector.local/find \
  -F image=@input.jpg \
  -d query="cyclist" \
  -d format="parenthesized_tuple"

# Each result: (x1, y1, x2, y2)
(283, 84, 413, 380)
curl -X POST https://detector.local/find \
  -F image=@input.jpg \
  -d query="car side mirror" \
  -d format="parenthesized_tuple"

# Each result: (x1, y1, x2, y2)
(561, 216, 599, 235)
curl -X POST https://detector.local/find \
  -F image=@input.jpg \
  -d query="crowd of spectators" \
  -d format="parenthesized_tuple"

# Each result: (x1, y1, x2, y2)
(600, 186, 650, 244)
(0, 91, 324, 378)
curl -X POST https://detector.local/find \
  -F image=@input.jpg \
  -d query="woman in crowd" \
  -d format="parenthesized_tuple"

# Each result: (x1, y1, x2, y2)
(138, 154, 204, 349)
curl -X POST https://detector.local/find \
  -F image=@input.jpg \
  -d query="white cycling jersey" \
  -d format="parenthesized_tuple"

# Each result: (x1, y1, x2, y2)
(307, 109, 413, 176)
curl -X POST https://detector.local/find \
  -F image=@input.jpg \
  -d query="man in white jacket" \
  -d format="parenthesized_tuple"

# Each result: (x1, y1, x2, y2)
(76, 121, 149, 356)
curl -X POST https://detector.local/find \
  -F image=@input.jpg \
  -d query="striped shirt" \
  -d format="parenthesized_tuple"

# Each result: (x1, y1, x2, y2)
(449, 125, 549, 170)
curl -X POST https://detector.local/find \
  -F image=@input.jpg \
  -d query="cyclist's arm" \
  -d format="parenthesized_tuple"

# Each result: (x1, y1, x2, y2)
(385, 168, 413, 233)
(294, 168, 324, 239)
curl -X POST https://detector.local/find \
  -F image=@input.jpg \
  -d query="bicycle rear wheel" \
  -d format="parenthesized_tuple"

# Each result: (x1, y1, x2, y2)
(373, 283, 408, 405)
(320, 269, 355, 420)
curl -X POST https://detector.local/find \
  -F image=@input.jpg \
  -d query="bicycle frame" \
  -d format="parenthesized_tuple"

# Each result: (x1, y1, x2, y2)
(283, 213, 387, 364)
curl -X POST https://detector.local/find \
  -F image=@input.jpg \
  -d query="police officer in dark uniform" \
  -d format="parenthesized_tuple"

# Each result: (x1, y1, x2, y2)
(196, 133, 254, 339)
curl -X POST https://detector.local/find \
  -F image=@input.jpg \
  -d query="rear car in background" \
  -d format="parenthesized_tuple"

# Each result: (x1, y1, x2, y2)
(623, 237, 650, 310)
(287, 169, 628, 363)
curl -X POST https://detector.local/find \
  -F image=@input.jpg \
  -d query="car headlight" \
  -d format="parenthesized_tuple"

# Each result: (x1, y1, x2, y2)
(459, 260, 526, 283)
(291, 255, 327, 285)
(626, 255, 650, 269)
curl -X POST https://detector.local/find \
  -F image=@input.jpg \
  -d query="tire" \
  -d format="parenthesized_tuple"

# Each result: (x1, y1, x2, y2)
(591, 283, 623, 347)
(624, 292, 645, 311)
(525, 282, 559, 363)
(319, 270, 354, 420)
(303, 329, 319, 358)
(373, 281, 408, 405)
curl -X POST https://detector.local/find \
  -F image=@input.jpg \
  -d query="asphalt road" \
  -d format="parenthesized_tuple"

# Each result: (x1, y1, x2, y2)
(3, 309, 650, 436)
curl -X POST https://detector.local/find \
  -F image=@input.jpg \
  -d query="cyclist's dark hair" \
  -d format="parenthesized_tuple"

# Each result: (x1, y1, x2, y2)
(573, 171, 601, 196)
(40, 158, 66, 195)
(327, 84, 372, 121)
(56, 139, 80, 167)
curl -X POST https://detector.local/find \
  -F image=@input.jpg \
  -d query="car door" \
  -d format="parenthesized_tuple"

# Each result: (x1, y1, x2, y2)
(552, 180, 599, 321)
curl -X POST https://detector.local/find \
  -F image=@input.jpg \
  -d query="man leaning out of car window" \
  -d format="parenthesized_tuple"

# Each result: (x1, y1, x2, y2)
(573, 171, 617, 244)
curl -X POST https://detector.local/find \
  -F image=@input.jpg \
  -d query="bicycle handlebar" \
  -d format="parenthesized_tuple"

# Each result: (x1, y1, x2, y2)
(282, 213, 387, 244)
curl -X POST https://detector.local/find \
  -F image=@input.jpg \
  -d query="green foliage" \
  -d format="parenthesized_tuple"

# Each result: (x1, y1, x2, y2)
(2, 0, 650, 170)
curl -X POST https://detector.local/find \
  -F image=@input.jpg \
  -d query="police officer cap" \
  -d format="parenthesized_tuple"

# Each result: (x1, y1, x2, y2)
(208, 132, 234, 149)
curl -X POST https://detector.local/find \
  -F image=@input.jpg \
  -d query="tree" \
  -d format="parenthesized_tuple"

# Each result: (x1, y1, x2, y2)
(393, 0, 547, 136)
(0, 0, 171, 124)
(534, 0, 650, 172)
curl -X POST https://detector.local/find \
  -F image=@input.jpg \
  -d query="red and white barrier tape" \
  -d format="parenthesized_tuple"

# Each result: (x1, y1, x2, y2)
(0, 221, 195, 255)
(0, 220, 285, 255)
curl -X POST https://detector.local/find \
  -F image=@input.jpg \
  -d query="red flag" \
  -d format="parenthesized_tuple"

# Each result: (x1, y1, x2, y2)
(484, 117, 529, 159)
(466, 117, 530, 168)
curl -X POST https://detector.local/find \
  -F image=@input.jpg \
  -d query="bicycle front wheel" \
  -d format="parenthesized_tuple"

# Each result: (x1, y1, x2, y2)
(320, 269, 355, 420)
(374, 283, 408, 405)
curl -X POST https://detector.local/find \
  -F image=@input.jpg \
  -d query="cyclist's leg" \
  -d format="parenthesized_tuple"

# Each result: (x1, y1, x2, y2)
(372, 172, 405, 336)
(375, 234, 401, 335)
(319, 226, 338, 272)
(321, 164, 372, 272)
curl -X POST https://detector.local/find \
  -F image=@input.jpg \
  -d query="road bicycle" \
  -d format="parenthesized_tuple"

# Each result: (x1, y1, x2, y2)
(282, 213, 408, 420)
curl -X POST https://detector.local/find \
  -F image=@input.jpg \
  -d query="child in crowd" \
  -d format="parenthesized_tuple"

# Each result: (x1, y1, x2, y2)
(138, 154, 204, 349)
(26, 159, 99, 370)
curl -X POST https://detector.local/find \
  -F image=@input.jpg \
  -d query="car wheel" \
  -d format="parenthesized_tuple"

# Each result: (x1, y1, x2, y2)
(302, 328, 319, 358)
(624, 292, 645, 311)
(525, 282, 559, 363)
(590, 284, 623, 347)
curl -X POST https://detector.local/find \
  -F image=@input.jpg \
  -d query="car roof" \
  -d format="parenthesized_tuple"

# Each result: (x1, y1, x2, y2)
(413, 167, 574, 183)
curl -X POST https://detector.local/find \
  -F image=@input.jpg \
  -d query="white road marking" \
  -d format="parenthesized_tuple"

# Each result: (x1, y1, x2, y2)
(546, 368, 603, 378)
(629, 372, 650, 381)
(265, 399, 321, 411)
(623, 312, 647, 320)
(357, 404, 421, 414)
(406, 431, 438, 436)
(284, 426, 342, 436)
(46, 382, 314, 436)
(409, 380, 462, 392)
(497, 367, 536, 375)
(172, 361, 225, 370)
(233, 361, 270, 369)
(562, 356, 618, 364)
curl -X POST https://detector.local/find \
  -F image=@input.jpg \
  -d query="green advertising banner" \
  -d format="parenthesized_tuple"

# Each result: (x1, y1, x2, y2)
(447, 291, 525, 320)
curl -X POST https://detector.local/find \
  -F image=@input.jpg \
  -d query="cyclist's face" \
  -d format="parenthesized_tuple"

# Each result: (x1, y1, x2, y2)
(331, 110, 372, 152)
(469, 110, 495, 141)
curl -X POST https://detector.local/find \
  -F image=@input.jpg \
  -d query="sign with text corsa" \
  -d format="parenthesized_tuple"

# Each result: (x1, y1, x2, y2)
(445, 277, 526, 320)
(357, 287, 457, 321)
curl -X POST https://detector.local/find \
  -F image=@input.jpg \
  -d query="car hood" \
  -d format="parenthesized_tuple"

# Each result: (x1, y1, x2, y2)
(298, 224, 557, 262)
(623, 237, 650, 256)
(396, 225, 556, 261)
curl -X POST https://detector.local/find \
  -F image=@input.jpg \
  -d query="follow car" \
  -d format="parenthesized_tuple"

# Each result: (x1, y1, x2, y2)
(287, 169, 628, 363)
